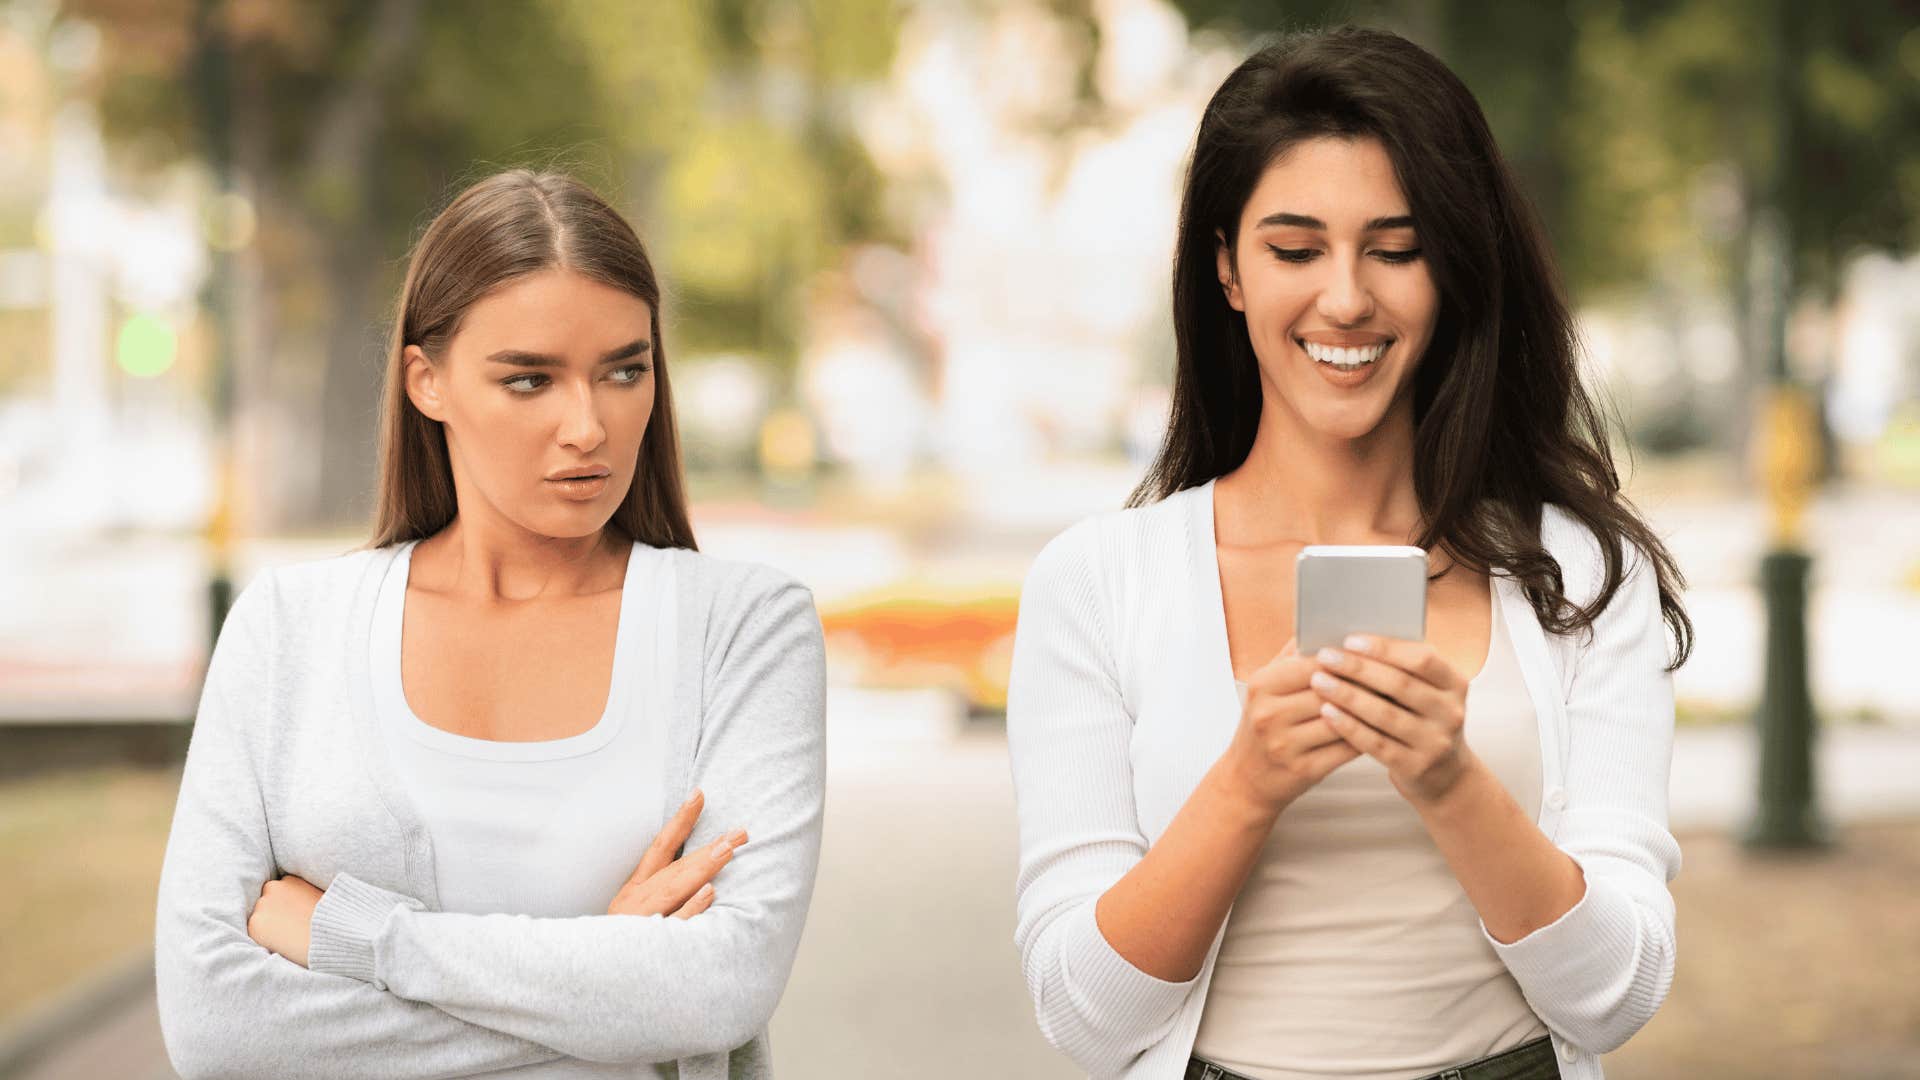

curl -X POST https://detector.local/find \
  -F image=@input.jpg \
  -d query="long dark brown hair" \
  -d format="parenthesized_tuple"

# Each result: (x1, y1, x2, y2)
(1135, 26, 1691, 670)
(370, 169, 696, 551)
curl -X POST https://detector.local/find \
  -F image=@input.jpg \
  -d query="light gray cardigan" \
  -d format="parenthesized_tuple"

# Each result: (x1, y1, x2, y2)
(155, 542, 826, 1079)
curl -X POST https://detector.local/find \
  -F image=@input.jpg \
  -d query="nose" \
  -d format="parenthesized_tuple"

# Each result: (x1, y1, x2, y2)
(556, 378, 607, 455)
(1315, 252, 1375, 326)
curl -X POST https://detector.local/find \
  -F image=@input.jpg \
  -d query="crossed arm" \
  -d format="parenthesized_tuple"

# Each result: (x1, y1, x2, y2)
(156, 575, 827, 1077)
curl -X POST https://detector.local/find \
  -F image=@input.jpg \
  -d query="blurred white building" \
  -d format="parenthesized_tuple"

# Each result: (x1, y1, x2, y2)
(827, 0, 1235, 480)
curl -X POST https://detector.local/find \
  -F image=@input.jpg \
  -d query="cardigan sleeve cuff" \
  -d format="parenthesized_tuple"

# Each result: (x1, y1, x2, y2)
(1480, 859, 1643, 996)
(309, 872, 423, 989)
(1052, 902, 1199, 1036)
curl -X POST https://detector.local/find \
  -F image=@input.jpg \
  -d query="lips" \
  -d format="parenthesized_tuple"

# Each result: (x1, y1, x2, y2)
(546, 473, 610, 502)
(545, 466, 611, 482)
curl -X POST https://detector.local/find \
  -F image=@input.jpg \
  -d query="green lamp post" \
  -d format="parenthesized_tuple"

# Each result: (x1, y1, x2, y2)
(1742, 385, 1828, 850)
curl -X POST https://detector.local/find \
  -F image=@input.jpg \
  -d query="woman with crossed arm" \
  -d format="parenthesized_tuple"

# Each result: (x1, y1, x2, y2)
(1008, 27, 1692, 1080)
(156, 170, 826, 1079)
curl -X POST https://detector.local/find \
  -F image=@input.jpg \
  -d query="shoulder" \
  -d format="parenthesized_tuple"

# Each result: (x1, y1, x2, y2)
(1535, 504, 1669, 665)
(1537, 502, 1657, 606)
(253, 545, 392, 602)
(1026, 483, 1198, 591)
(223, 545, 392, 637)
(664, 546, 819, 641)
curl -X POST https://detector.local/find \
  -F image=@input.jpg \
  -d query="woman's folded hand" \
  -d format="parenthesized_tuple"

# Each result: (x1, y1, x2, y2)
(607, 788, 746, 919)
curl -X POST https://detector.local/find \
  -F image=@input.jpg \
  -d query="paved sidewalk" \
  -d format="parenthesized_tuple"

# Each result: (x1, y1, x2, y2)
(11, 715, 1919, 1079)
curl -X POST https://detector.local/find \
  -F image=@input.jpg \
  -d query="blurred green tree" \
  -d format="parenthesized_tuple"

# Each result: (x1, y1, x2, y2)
(62, 0, 900, 526)
(1166, 0, 1919, 289)
(1165, 0, 1920, 403)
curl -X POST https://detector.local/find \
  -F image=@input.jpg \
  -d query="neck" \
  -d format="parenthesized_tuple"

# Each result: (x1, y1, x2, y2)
(417, 488, 622, 603)
(1218, 386, 1423, 547)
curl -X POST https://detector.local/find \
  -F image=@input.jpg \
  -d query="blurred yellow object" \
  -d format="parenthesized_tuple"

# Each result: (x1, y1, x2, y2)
(204, 441, 235, 563)
(1874, 402, 1920, 487)
(758, 408, 816, 482)
(1754, 385, 1821, 546)
(818, 581, 1020, 711)
(204, 191, 258, 252)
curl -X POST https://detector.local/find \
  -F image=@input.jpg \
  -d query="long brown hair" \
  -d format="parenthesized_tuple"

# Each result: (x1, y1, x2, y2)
(369, 169, 696, 551)
(1138, 27, 1692, 671)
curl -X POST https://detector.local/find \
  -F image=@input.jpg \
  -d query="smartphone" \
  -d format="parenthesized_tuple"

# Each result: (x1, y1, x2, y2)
(1294, 545, 1428, 653)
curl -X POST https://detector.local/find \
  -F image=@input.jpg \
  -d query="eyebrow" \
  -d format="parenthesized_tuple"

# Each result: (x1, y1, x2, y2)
(1256, 212, 1417, 232)
(483, 339, 652, 368)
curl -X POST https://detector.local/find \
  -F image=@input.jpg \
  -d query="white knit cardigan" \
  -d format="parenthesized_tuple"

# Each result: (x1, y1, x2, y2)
(1007, 480, 1680, 1079)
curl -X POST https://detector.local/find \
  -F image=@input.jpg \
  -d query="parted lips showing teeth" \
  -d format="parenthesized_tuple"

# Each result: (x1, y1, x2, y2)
(1299, 339, 1390, 366)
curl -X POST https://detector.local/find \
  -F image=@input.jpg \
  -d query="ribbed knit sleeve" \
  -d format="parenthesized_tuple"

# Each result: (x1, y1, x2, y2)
(1007, 521, 1199, 1078)
(154, 572, 566, 1079)
(309, 872, 424, 988)
(1482, 541, 1682, 1054)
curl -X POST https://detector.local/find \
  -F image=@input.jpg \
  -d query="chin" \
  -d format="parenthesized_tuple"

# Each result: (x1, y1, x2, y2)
(520, 509, 614, 541)
(1310, 416, 1386, 442)
(1297, 368, 1414, 435)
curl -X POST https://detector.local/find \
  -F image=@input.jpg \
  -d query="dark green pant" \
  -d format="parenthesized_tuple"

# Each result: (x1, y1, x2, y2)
(1186, 1036, 1560, 1080)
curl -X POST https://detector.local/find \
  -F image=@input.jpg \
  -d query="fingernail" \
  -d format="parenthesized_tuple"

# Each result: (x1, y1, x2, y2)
(708, 836, 732, 857)
(1344, 635, 1372, 653)
(1310, 671, 1337, 692)
(1322, 702, 1343, 721)
(696, 883, 714, 900)
(682, 788, 703, 808)
(1316, 648, 1344, 667)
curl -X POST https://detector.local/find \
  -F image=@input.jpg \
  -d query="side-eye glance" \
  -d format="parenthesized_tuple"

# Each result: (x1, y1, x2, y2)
(501, 363, 653, 394)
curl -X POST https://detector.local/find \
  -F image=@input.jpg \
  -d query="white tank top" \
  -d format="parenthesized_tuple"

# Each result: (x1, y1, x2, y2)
(1197, 587, 1549, 1078)
(370, 540, 677, 1078)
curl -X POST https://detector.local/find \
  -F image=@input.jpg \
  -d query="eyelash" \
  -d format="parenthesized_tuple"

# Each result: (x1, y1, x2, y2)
(502, 363, 651, 393)
(1267, 245, 1423, 265)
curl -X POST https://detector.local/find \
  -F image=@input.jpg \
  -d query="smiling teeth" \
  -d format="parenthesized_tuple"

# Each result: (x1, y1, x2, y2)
(1303, 341, 1388, 368)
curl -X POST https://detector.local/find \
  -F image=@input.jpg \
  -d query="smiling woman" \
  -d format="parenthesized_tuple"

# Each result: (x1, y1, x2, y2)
(1007, 26, 1692, 1080)
(154, 171, 826, 1080)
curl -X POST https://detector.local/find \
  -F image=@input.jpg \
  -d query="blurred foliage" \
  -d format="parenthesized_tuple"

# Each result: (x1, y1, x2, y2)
(59, 0, 903, 521)
(68, 0, 901, 350)
(1166, 0, 1920, 307)
(40, 0, 1920, 511)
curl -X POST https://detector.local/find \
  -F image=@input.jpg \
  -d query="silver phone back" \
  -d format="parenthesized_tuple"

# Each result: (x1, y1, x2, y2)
(1294, 545, 1428, 653)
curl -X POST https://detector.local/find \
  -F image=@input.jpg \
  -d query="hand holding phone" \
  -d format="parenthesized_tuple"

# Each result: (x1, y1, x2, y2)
(1296, 545, 1478, 807)
(1221, 640, 1363, 815)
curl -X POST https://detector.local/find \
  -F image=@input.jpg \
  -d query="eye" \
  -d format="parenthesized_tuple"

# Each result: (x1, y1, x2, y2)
(607, 363, 652, 385)
(1266, 245, 1318, 264)
(1372, 248, 1423, 264)
(502, 373, 548, 393)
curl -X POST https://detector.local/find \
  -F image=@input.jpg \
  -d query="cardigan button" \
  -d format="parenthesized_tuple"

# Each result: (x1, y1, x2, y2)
(1560, 1042, 1579, 1063)
(1546, 787, 1568, 812)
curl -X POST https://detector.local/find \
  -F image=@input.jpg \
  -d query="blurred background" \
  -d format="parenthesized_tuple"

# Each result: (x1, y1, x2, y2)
(0, 0, 1916, 1077)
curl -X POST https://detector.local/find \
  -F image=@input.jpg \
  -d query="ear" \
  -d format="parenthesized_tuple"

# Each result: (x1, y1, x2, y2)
(1214, 228, 1244, 312)
(403, 345, 447, 422)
